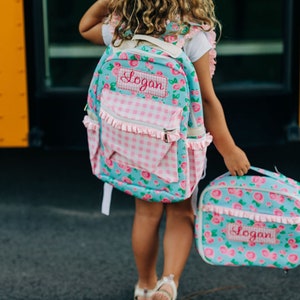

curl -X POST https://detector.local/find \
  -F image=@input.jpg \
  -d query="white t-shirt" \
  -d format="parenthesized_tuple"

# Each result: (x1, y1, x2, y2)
(102, 24, 212, 62)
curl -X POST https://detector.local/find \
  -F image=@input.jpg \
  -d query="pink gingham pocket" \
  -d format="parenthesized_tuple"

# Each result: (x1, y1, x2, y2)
(82, 115, 101, 175)
(99, 89, 183, 182)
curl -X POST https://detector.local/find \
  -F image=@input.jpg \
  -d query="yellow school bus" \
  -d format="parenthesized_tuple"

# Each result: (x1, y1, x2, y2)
(0, 0, 28, 147)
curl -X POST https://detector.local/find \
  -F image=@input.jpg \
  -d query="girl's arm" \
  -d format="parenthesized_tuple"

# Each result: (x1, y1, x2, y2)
(79, 0, 110, 45)
(193, 52, 250, 176)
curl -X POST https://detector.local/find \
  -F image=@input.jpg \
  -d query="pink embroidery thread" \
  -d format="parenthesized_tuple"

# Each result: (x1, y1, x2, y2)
(117, 67, 168, 97)
(226, 223, 277, 245)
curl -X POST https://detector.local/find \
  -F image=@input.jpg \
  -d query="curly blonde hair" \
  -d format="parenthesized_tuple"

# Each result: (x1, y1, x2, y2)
(107, 0, 220, 45)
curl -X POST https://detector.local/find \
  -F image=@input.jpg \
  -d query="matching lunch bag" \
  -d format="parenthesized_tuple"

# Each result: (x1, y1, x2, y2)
(195, 166, 300, 269)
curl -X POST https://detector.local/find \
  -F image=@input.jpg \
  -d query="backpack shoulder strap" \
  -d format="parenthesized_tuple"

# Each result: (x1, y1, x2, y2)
(173, 24, 217, 78)
(132, 34, 182, 57)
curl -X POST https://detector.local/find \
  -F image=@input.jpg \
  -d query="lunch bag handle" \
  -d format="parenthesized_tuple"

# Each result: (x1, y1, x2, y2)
(215, 166, 299, 189)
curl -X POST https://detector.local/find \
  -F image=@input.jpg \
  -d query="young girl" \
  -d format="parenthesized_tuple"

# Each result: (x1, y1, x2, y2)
(79, 0, 250, 299)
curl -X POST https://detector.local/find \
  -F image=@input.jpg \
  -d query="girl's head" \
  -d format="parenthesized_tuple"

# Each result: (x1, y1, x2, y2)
(107, 0, 220, 44)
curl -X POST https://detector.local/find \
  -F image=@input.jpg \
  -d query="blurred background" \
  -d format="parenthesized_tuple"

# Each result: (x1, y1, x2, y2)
(0, 0, 299, 149)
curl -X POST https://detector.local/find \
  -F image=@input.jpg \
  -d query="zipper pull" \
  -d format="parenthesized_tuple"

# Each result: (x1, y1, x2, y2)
(163, 128, 176, 143)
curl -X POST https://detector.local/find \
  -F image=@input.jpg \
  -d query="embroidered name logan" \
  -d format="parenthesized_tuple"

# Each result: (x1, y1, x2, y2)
(226, 223, 277, 244)
(117, 67, 167, 97)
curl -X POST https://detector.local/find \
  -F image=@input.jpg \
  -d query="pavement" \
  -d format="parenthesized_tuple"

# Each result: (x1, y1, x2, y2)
(0, 142, 300, 300)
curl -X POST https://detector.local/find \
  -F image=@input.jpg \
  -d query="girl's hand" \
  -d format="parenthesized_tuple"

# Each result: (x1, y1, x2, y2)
(223, 146, 250, 176)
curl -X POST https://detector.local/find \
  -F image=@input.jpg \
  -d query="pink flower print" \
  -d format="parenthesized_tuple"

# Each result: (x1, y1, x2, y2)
(105, 158, 113, 168)
(179, 79, 185, 85)
(124, 190, 133, 196)
(253, 221, 265, 228)
(173, 83, 181, 90)
(252, 176, 266, 186)
(204, 248, 214, 259)
(261, 249, 277, 261)
(211, 213, 224, 225)
(166, 62, 174, 69)
(273, 208, 284, 216)
(192, 102, 201, 112)
(203, 231, 214, 243)
(235, 220, 243, 226)
(153, 180, 159, 186)
(211, 189, 222, 199)
(196, 117, 204, 125)
(275, 225, 285, 233)
(280, 250, 286, 256)
(295, 225, 300, 232)
(156, 71, 163, 75)
(204, 231, 212, 239)
(145, 62, 153, 70)
(288, 239, 298, 249)
(102, 168, 109, 175)
(181, 162, 187, 171)
(232, 203, 243, 210)
(162, 198, 171, 203)
(129, 60, 139, 67)
(122, 177, 132, 184)
(288, 254, 299, 264)
(119, 52, 128, 59)
(228, 188, 236, 195)
(172, 99, 178, 105)
(112, 64, 121, 76)
(87, 94, 94, 109)
(249, 205, 257, 212)
(253, 192, 264, 203)
(220, 245, 235, 257)
(191, 90, 200, 96)
(142, 194, 152, 201)
(238, 247, 245, 253)
(103, 83, 110, 89)
(141, 170, 151, 181)
(164, 35, 177, 43)
(235, 189, 243, 197)
(180, 180, 186, 190)
(228, 188, 243, 197)
(269, 192, 285, 203)
(245, 251, 257, 262)
(295, 200, 300, 209)
(118, 163, 132, 173)
(171, 23, 180, 31)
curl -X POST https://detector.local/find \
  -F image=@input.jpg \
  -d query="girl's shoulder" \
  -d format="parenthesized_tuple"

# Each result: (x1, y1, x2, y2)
(163, 22, 217, 77)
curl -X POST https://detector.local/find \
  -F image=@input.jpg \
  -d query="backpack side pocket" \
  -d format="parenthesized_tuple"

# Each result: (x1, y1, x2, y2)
(83, 114, 101, 175)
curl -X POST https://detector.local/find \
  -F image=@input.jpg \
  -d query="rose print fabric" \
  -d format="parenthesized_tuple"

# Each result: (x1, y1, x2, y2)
(195, 166, 300, 269)
(83, 26, 214, 204)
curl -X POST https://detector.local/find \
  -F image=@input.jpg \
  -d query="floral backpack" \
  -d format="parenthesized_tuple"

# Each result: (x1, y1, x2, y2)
(83, 21, 216, 215)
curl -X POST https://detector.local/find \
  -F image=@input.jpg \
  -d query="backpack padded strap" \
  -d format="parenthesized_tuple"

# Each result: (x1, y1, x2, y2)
(132, 34, 182, 58)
